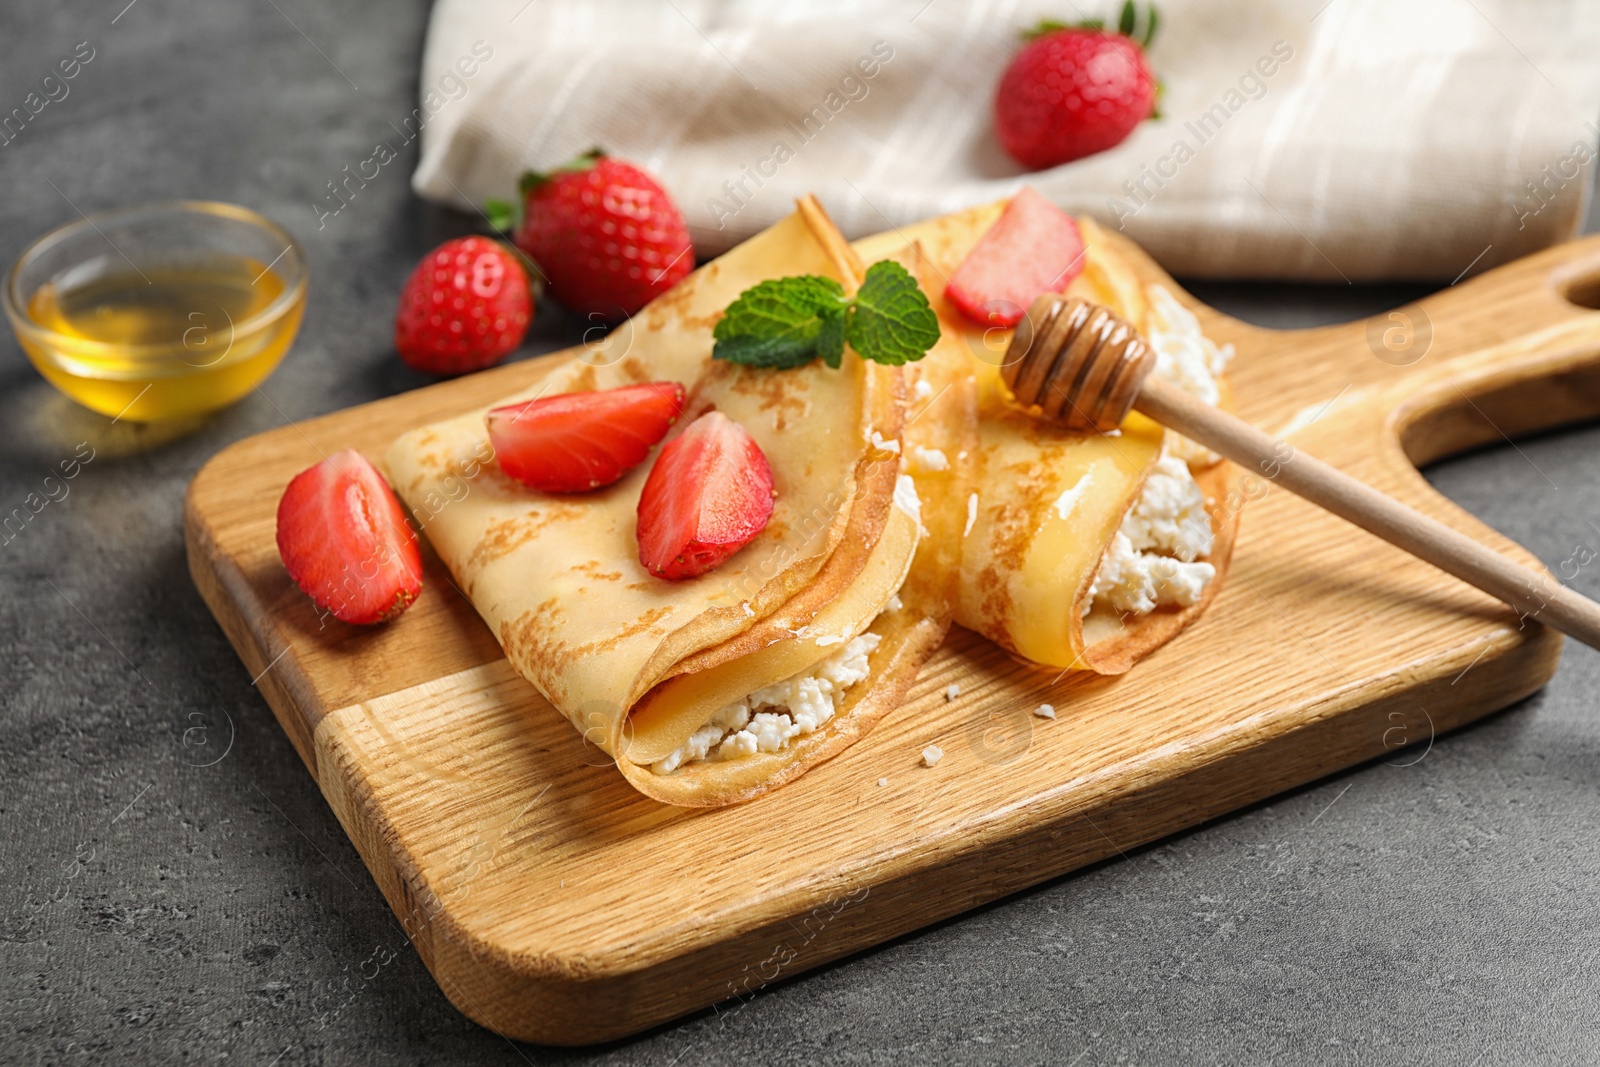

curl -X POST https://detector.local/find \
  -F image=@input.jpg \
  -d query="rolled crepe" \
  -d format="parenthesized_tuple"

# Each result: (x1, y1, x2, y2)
(857, 203, 1239, 674)
(386, 199, 974, 806)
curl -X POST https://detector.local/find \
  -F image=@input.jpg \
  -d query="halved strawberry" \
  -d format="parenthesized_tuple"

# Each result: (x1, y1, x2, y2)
(275, 450, 422, 625)
(636, 411, 774, 580)
(945, 186, 1086, 328)
(487, 381, 686, 493)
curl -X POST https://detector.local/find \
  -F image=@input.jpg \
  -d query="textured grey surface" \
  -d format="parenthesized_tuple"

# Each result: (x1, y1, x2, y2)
(3, 2, 1600, 1064)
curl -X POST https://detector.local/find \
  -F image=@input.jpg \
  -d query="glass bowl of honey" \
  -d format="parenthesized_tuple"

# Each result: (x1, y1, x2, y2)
(4, 201, 307, 421)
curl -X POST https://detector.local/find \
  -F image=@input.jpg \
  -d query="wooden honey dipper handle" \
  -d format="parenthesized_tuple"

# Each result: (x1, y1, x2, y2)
(1005, 294, 1600, 651)
(1137, 378, 1600, 649)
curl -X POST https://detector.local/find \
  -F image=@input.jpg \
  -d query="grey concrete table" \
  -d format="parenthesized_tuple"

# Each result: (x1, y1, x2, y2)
(4, 2, 1599, 1063)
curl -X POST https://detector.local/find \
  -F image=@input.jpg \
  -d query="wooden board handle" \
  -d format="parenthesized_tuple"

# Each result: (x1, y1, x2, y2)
(1138, 377, 1600, 650)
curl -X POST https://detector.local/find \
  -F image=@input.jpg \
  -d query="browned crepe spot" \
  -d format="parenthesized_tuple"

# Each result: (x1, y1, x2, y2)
(467, 505, 588, 571)
(503, 602, 677, 688)
(570, 560, 623, 582)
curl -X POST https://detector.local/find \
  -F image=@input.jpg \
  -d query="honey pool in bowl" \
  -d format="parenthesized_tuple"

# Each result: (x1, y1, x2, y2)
(6, 202, 307, 421)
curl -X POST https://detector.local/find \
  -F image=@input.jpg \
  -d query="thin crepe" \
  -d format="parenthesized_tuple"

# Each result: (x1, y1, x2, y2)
(386, 200, 973, 806)
(857, 205, 1239, 674)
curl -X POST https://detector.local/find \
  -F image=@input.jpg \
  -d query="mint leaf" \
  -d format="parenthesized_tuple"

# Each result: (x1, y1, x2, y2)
(817, 309, 846, 369)
(712, 316, 829, 369)
(711, 275, 846, 368)
(847, 261, 939, 366)
(713, 275, 847, 369)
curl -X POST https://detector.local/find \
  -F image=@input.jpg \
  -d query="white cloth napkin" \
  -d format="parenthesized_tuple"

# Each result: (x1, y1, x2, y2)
(412, 0, 1600, 282)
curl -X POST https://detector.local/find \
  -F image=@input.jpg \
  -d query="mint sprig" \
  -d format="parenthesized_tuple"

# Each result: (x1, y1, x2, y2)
(712, 260, 938, 370)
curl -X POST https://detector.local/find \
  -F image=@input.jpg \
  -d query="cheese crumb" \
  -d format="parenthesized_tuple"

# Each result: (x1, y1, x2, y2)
(1034, 703, 1056, 719)
(877, 777, 889, 787)
(913, 378, 935, 400)
(910, 446, 950, 473)
(869, 430, 901, 454)
(943, 683, 960, 702)
(893, 474, 923, 530)
(921, 745, 944, 768)
(1053, 472, 1094, 521)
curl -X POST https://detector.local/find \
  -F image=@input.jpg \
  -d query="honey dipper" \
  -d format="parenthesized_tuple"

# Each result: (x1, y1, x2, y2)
(1003, 294, 1600, 650)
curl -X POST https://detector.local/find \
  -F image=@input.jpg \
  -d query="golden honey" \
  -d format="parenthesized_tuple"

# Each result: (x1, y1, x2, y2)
(18, 254, 302, 421)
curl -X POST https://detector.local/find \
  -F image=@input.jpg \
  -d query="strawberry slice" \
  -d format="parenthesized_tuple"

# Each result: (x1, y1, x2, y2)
(487, 381, 686, 493)
(945, 187, 1086, 328)
(275, 450, 422, 625)
(636, 411, 774, 580)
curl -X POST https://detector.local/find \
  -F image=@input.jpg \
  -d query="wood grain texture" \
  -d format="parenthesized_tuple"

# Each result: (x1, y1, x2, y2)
(184, 230, 1600, 1045)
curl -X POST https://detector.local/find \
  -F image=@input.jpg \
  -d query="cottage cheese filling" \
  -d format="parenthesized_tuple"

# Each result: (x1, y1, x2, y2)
(1086, 286, 1232, 617)
(1144, 284, 1234, 467)
(649, 632, 882, 775)
(1086, 456, 1215, 614)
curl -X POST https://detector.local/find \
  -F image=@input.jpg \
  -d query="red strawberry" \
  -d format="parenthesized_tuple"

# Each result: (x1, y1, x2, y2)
(510, 151, 694, 321)
(275, 450, 422, 625)
(395, 236, 533, 375)
(487, 381, 686, 493)
(994, 12, 1159, 170)
(946, 187, 1086, 328)
(636, 412, 774, 580)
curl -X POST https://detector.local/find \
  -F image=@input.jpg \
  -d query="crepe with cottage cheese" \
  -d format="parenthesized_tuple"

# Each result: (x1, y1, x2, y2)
(385, 199, 975, 806)
(857, 206, 1239, 673)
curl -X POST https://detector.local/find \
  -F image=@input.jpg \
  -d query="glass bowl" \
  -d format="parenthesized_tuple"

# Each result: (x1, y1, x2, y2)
(4, 201, 307, 421)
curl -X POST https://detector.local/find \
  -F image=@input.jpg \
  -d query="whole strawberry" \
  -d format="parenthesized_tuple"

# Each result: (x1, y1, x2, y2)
(395, 236, 532, 376)
(994, 4, 1160, 170)
(507, 150, 694, 321)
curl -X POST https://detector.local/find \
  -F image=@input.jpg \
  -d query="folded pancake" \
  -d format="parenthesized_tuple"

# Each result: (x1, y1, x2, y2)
(386, 199, 972, 806)
(856, 204, 1240, 674)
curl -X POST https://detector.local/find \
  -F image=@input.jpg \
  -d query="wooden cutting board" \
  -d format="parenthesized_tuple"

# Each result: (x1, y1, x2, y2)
(185, 228, 1600, 1045)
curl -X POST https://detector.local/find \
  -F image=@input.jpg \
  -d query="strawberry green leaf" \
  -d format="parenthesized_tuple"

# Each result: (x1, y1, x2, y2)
(484, 198, 516, 233)
(1024, 17, 1094, 39)
(712, 275, 849, 369)
(847, 261, 939, 367)
(517, 148, 606, 196)
(1031, 4, 1158, 46)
